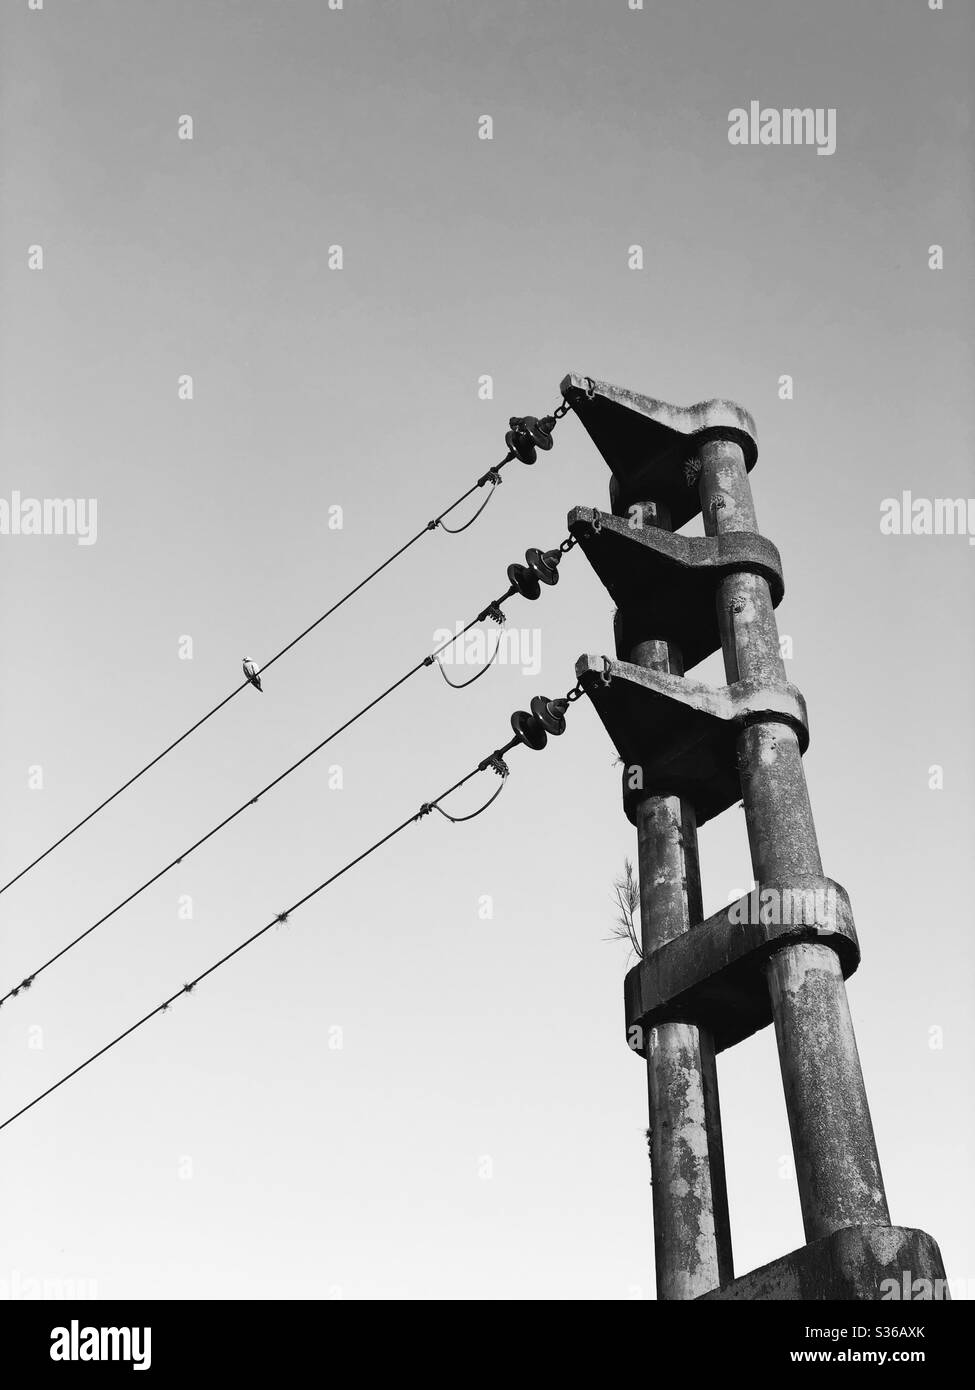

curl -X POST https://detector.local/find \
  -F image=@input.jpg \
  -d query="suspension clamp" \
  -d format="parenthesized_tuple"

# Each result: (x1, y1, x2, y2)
(480, 600, 505, 625)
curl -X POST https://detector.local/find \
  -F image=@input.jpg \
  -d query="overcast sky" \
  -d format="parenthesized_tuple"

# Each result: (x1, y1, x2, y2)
(0, 0, 971, 1299)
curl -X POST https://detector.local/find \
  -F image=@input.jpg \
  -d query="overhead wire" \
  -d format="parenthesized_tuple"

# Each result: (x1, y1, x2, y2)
(0, 403, 572, 898)
(0, 529, 579, 1006)
(0, 598, 521, 1007)
(0, 757, 504, 1134)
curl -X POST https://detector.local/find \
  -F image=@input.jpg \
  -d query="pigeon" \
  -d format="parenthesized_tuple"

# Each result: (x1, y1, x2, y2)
(242, 657, 263, 693)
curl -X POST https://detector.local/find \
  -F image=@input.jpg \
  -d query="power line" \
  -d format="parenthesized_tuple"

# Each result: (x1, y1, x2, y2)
(0, 598, 518, 1008)
(0, 760, 501, 1135)
(0, 675, 586, 1135)
(1, 533, 577, 1007)
(0, 406, 571, 898)
(0, 471, 491, 898)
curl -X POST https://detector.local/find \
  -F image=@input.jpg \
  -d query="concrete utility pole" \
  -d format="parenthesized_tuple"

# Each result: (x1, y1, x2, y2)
(563, 374, 948, 1301)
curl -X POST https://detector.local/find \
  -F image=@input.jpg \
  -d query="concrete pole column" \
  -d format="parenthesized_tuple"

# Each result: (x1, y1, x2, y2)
(695, 439, 890, 1243)
(634, 786, 733, 1298)
(626, 500, 733, 1299)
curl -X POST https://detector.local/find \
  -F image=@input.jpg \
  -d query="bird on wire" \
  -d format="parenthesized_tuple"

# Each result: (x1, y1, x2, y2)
(242, 657, 263, 693)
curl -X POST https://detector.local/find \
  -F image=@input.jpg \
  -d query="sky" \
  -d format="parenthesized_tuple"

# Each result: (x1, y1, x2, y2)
(0, 0, 972, 1300)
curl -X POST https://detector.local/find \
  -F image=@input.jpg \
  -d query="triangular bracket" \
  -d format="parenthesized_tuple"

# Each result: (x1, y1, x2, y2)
(561, 373, 758, 530)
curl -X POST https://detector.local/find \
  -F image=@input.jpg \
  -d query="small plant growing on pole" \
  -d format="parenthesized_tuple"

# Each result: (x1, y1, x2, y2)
(608, 857, 642, 960)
